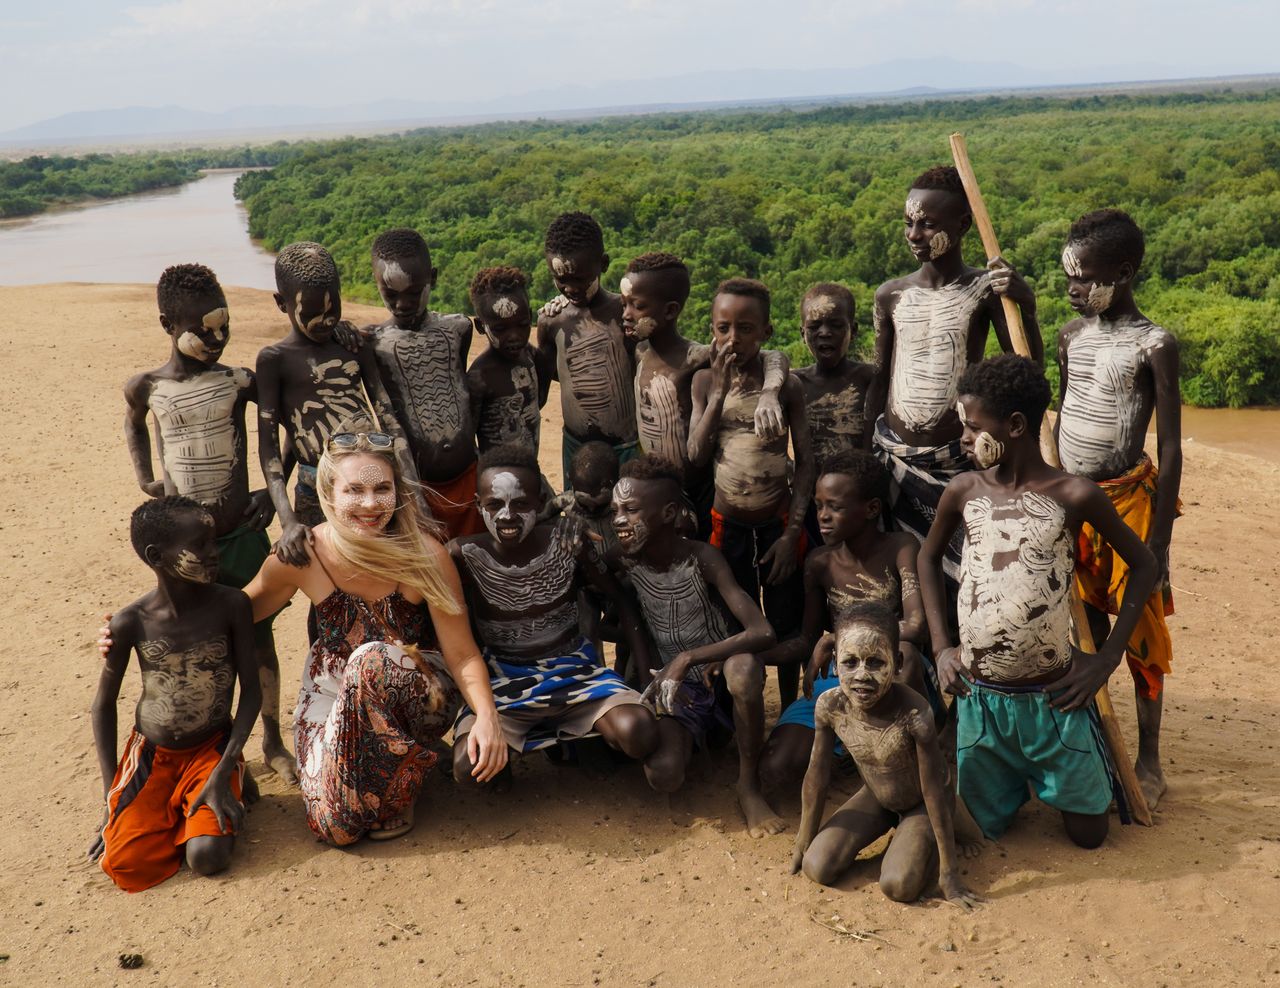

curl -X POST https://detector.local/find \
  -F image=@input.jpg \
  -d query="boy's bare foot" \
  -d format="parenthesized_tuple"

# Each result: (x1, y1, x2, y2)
(368, 805, 415, 841)
(737, 781, 785, 838)
(1135, 759, 1167, 811)
(263, 744, 298, 786)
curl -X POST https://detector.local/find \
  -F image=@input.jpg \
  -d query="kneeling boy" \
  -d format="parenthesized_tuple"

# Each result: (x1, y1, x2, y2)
(91, 497, 261, 892)
(919, 355, 1157, 847)
(612, 455, 783, 837)
(449, 444, 666, 782)
(791, 602, 978, 908)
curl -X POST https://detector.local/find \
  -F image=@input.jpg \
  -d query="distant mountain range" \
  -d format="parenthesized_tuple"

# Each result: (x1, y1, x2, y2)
(2, 59, 1267, 147)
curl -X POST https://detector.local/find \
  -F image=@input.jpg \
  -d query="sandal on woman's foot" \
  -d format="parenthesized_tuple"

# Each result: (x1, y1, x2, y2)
(368, 807, 415, 841)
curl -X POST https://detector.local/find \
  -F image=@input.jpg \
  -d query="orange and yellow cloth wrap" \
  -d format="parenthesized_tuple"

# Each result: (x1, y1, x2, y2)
(1074, 454, 1181, 701)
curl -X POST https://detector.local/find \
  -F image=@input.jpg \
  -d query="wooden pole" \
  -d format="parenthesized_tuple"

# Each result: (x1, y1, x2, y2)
(947, 132, 1153, 826)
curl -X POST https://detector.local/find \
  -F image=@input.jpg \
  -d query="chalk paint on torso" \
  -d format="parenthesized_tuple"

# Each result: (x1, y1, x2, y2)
(289, 357, 370, 463)
(1058, 317, 1166, 480)
(628, 555, 731, 674)
(957, 491, 1074, 683)
(148, 368, 249, 505)
(459, 537, 580, 660)
(714, 382, 790, 515)
(887, 274, 991, 433)
(557, 316, 636, 441)
(373, 314, 473, 448)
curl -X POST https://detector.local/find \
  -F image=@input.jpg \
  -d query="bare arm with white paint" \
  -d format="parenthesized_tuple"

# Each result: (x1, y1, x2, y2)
(893, 534, 928, 648)
(918, 476, 973, 695)
(687, 348, 732, 469)
(88, 607, 137, 860)
(754, 349, 791, 439)
(1148, 333, 1182, 581)
(759, 377, 813, 585)
(254, 345, 311, 566)
(863, 285, 897, 449)
(123, 373, 165, 497)
(1046, 478, 1157, 711)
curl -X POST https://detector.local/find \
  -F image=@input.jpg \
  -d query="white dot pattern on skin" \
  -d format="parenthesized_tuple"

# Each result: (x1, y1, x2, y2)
(356, 464, 386, 487)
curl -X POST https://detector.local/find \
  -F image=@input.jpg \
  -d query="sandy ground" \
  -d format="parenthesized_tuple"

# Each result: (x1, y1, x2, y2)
(1, 283, 1278, 987)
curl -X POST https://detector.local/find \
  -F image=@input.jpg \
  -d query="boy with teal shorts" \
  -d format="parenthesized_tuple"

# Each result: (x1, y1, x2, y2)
(918, 355, 1157, 846)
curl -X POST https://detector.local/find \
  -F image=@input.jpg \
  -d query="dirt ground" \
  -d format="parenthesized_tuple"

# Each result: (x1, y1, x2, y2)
(1, 283, 1278, 987)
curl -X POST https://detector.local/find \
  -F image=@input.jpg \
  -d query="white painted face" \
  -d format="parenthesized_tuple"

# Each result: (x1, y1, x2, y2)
(333, 455, 397, 535)
(550, 256, 575, 277)
(376, 258, 413, 292)
(202, 307, 229, 341)
(481, 470, 537, 543)
(610, 477, 650, 555)
(928, 230, 952, 259)
(972, 431, 1006, 469)
(836, 624, 896, 709)
(295, 291, 338, 342)
(1061, 245, 1084, 279)
(491, 296, 519, 319)
(176, 332, 215, 362)
(905, 197, 927, 222)
(631, 316, 658, 340)
(619, 276, 634, 297)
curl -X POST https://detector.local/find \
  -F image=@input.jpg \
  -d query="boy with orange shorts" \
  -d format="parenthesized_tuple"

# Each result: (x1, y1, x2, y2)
(90, 496, 260, 892)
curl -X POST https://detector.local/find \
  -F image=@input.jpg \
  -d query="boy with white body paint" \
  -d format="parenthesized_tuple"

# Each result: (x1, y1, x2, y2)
(465, 266, 551, 454)
(919, 355, 1157, 847)
(621, 252, 788, 539)
(688, 278, 815, 709)
(257, 242, 417, 567)
(365, 228, 485, 539)
(1055, 209, 1182, 810)
(536, 212, 642, 483)
(124, 263, 293, 782)
(611, 455, 784, 837)
(449, 444, 672, 787)
(865, 166, 1041, 595)
(790, 602, 979, 908)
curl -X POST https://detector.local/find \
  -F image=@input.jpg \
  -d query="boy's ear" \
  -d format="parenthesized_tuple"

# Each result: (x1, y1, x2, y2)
(429, 266, 439, 289)
(866, 497, 883, 521)
(958, 211, 973, 237)
(659, 499, 679, 526)
(600, 252, 611, 271)
(664, 300, 684, 323)
(272, 292, 287, 315)
(764, 321, 775, 340)
(1116, 260, 1136, 286)
(159, 314, 174, 335)
(143, 543, 164, 568)
(1008, 411, 1029, 439)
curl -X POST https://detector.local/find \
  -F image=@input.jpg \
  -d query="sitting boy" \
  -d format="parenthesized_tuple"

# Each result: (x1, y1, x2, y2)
(366, 227, 483, 538)
(91, 496, 261, 892)
(919, 355, 1157, 847)
(688, 278, 814, 708)
(466, 266, 551, 454)
(790, 602, 979, 909)
(449, 444, 668, 784)
(1056, 209, 1182, 809)
(536, 211, 640, 482)
(123, 262, 293, 782)
(759, 450, 933, 795)
(865, 166, 1040, 590)
(257, 241, 415, 565)
(622, 252, 787, 536)
(611, 455, 784, 837)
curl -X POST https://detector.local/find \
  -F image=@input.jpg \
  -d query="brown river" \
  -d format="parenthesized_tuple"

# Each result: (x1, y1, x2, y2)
(0, 170, 1274, 462)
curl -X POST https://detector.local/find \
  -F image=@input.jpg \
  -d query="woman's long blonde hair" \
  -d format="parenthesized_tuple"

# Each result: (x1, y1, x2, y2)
(316, 434, 462, 615)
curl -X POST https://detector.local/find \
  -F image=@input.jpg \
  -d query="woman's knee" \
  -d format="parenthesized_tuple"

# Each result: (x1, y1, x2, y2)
(722, 653, 764, 697)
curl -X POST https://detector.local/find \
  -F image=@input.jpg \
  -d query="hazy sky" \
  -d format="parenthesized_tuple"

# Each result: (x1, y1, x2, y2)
(1, 0, 1275, 131)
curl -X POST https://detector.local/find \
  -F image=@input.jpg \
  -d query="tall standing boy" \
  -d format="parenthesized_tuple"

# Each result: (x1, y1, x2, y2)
(1056, 209, 1182, 809)
(91, 497, 261, 892)
(865, 166, 1041, 589)
(124, 263, 292, 781)
(256, 241, 416, 565)
(366, 227, 484, 538)
(536, 211, 639, 482)
(918, 355, 1157, 846)
(688, 278, 815, 708)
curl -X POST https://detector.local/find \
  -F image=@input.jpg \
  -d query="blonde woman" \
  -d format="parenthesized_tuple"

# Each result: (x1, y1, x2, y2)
(245, 431, 506, 843)
(104, 430, 506, 846)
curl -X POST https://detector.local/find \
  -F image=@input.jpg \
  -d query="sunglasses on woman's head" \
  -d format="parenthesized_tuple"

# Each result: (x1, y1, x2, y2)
(327, 432, 394, 451)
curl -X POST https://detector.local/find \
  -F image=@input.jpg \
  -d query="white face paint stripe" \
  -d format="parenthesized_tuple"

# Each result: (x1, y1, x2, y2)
(377, 258, 413, 292)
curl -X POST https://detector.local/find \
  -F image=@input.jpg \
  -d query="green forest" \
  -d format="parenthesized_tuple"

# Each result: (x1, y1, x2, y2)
(0, 145, 289, 220)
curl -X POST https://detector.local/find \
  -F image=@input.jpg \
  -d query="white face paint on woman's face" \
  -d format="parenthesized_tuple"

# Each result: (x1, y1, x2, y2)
(333, 456, 397, 535)
(481, 470, 537, 543)
(836, 624, 896, 709)
(928, 230, 952, 259)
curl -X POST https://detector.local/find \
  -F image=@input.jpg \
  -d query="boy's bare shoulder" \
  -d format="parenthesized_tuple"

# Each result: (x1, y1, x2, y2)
(123, 367, 163, 403)
(874, 276, 913, 307)
(849, 360, 875, 386)
(884, 530, 921, 554)
(814, 686, 847, 722)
